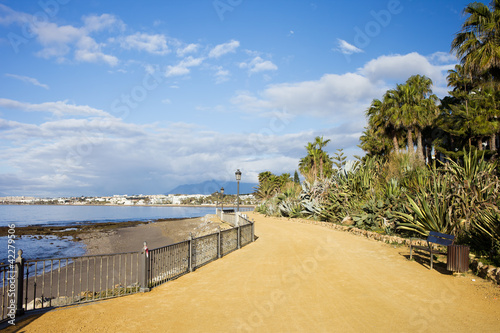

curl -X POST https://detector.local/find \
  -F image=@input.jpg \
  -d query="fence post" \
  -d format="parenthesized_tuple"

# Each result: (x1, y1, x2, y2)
(237, 225, 241, 249)
(217, 227, 221, 259)
(15, 249, 25, 316)
(140, 241, 150, 292)
(188, 233, 193, 272)
(251, 219, 255, 242)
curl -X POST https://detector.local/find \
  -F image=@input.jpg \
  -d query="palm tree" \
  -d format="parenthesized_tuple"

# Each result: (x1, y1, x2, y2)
(385, 83, 416, 154)
(451, 1, 500, 79)
(314, 136, 331, 179)
(384, 76, 438, 160)
(447, 64, 475, 98)
(299, 142, 318, 179)
(298, 136, 333, 180)
(367, 97, 398, 153)
(407, 75, 439, 162)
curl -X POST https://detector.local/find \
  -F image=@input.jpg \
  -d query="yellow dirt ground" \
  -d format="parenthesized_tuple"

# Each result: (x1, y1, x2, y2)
(5, 212, 500, 332)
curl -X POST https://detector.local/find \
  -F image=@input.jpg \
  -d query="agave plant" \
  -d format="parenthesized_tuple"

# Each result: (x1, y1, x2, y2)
(473, 208, 500, 241)
(395, 167, 460, 236)
(277, 184, 303, 218)
(444, 149, 500, 229)
(395, 193, 457, 236)
(299, 179, 332, 220)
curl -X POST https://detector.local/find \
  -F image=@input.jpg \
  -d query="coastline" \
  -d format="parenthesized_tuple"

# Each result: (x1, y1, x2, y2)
(0, 214, 233, 264)
(0, 203, 255, 208)
(79, 214, 233, 256)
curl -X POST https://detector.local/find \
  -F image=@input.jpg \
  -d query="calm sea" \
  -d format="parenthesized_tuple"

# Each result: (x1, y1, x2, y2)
(0, 205, 216, 263)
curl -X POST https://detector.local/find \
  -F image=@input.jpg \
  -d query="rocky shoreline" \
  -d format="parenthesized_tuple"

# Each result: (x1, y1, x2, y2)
(2, 215, 232, 258)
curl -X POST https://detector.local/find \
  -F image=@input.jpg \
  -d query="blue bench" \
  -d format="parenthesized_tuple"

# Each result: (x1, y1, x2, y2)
(410, 231, 455, 270)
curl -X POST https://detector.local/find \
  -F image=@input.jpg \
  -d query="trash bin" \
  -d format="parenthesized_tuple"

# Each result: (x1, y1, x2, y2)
(447, 245, 470, 273)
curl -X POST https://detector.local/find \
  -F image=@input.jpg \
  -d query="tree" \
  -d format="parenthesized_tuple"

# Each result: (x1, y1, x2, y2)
(293, 170, 300, 184)
(298, 136, 333, 181)
(406, 75, 439, 162)
(439, 64, 500, 154)
(451, 1, 500, 154)
(384, 85, 413, 153)
(451, 1, 500, 80)
(254, 171, 294, 200)
(254, 171, 279, 200)
(360, 96, 401, 156)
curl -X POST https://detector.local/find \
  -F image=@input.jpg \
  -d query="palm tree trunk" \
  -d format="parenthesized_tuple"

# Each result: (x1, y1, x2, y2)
(392, 134, 399, 153)
(319, 158, 323, 179)
(407, 129, 414, 154)
(416, 129, 424, 161)
(478, 137, 483, 151)
(490, 134, 497, 151)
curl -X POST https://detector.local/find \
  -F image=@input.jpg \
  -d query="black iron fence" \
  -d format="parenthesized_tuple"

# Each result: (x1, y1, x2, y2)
(1, 215, 255, 323)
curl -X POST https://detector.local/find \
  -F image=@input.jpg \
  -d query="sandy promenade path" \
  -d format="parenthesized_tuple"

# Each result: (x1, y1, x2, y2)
(5, 212, 500, 332)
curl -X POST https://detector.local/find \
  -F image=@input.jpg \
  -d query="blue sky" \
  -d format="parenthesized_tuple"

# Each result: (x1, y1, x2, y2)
(0, 0, 479, 196)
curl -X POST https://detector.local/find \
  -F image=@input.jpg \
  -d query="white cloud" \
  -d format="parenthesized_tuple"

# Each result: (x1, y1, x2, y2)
(429, 51, 457, 64)
(82, 14, 124, 33)
(233, 51, 454, 121)
(0, 5, 120, 66)
(358, 52, 456, 93)
(336, 39, 363, 55)
(165, 56, 204, 77)
(5, 74, 49, 89)
(214, 66, 230, 84)
(177, 43, 200, 57)
(75, 36, 119, 66)
(0, 98, 110, 117)
(233, 73, 380, 121)
(239, 56, 278, 74)
(208, 40, 240, 58)
(120, 32, 169, 55)
(35, 23, 82, 46)
(0, 111, 314, 196)
(0, 4, 30, 25)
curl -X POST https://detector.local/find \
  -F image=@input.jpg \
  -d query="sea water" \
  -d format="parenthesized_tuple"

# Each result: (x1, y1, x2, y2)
(0, 205, 215, 263)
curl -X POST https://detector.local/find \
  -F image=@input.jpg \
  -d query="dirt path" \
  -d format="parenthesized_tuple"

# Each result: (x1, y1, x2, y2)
(5, 212, 500, 332)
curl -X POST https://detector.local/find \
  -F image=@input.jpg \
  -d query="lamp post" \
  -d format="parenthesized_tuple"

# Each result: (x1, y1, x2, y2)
(235, 169, 241, 212)
(220, 187, 224, 212)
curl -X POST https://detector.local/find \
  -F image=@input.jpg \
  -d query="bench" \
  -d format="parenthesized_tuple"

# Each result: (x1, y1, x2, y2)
(410, 231, 455, 270)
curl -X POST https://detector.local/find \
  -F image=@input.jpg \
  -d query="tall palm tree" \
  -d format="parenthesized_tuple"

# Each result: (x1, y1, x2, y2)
(385, 83, 416, 154)
(365, 96, 403, 153)
(447, 64, 475, 97)
(314, 136, 331, 178)
(298, 136, 333, 180)
(451, 0, 500, 79)
(299, 142, 317, 179)
(407, 75, 439, 161)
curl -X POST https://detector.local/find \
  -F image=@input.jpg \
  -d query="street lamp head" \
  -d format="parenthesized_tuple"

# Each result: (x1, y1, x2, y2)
(220, 187, 224, 195)
(235, 169, 242, 181)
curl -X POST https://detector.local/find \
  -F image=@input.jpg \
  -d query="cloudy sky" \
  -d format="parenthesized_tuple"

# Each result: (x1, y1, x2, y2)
(0, 0, 474, 197)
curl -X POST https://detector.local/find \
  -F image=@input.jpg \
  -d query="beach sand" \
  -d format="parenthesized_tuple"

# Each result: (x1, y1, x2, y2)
(79, 214, 232, 255)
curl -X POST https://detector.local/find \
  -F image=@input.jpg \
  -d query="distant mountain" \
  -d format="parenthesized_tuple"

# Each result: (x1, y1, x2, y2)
(166, 180, 258, 195)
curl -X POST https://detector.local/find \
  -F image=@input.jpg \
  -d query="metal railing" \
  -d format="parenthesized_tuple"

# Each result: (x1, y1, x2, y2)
(1, 215, 255, 323)
(216, 207, 254, 227)
(146, 214, 255, 289)
(1, 251, 141, 322)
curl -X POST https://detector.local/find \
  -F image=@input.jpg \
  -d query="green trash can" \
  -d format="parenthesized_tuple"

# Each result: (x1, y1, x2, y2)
(447, 245, 470, 273)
